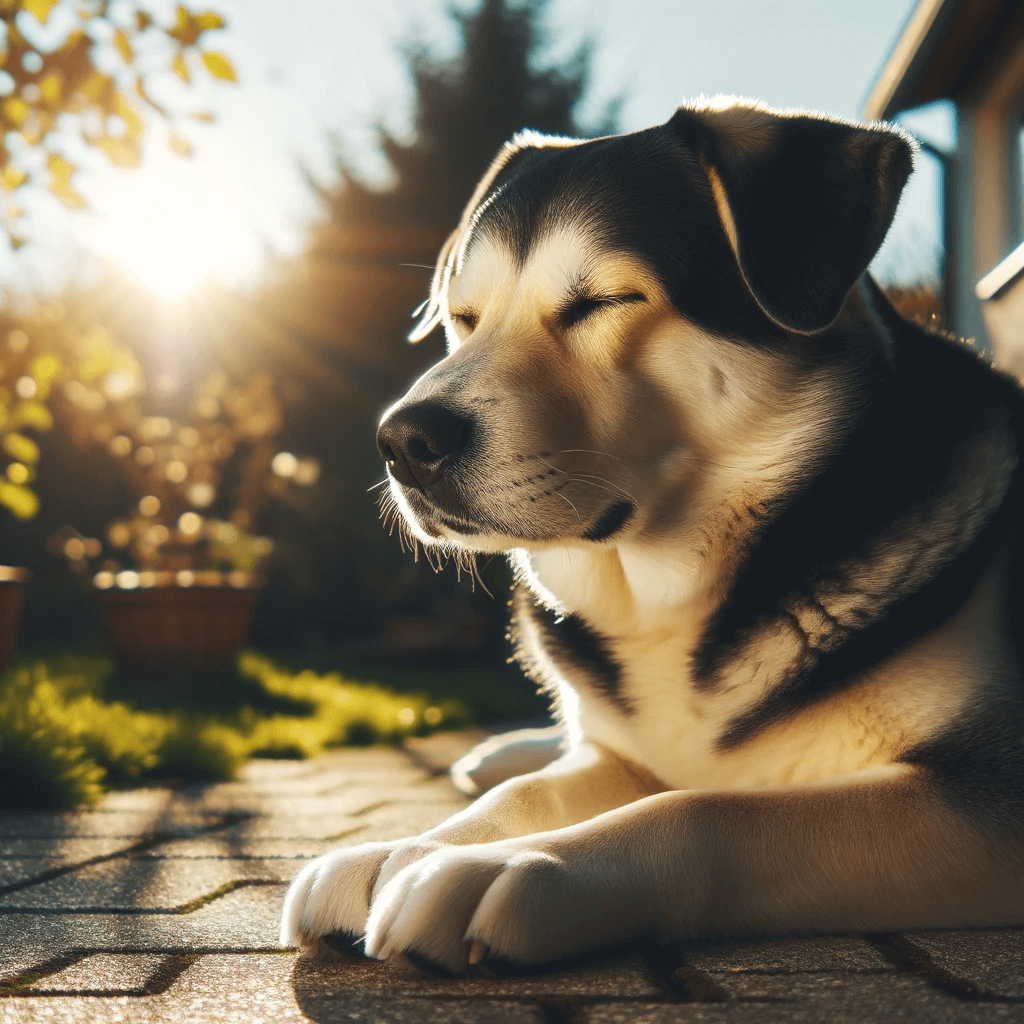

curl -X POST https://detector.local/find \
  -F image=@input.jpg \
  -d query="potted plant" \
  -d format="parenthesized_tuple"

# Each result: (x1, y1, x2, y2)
(0, 327, 61, 675)
(51, 330, 318, 680)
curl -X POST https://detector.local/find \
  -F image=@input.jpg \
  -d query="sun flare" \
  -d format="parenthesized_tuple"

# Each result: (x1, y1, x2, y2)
(81, 146, 263, 302)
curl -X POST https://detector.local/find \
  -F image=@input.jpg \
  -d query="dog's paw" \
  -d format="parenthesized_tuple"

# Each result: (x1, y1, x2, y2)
(280, 838, 448, 955)
(363, 841, 629, 974)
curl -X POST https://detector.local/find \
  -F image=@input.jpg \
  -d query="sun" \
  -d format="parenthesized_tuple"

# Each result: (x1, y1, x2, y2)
(80, 144, 264, 302)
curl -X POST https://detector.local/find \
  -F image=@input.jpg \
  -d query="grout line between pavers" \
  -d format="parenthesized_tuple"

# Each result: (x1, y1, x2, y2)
(3, 949, 295, 994)
(322, 826, 366, 842)
(0, 953, 92, 997)
(144, 951, 202, 995)
(396, 743, 449, 780)
(639, 941, 728, 1003)
(865, 933, 1024, 1004)
(0, 811, 257, 896)
(535, 999, 587, 1024)
(0, 878, 284, 915)
(349, 800, 392, 817)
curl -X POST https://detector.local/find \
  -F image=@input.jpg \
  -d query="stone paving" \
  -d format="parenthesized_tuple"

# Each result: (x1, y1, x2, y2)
(2, 728, 1023, 1023)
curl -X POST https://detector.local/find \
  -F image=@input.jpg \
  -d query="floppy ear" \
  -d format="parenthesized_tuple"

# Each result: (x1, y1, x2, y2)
(670, 99, 915, 335)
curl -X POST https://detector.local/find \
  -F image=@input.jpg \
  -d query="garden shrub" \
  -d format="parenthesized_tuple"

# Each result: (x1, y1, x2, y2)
(0, 653, 473, 810)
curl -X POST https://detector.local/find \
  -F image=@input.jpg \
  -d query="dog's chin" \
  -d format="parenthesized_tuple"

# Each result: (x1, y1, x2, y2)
(392, 482, 638, 552)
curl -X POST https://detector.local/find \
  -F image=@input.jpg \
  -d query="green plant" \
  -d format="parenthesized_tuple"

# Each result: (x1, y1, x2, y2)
(0, 327, 58, 520)
(0, 652, 473, 809)
(45, 324, 318, 586)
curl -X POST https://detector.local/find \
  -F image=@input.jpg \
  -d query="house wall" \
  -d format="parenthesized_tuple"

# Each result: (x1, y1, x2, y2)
(953, 35, 1024, 352)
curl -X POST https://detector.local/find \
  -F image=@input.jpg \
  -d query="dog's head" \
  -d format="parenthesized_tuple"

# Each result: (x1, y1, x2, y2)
(376, 98, 913, 565)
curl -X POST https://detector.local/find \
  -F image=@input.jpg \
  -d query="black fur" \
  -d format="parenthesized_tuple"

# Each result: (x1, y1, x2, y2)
(514, 593, 631, 714)
(705, 278, 1024, 749)
(582, 500, 635, 542)
(456, 128, 785, 347)
(669, 106, 914, 333)
(902, 693, 1024, 837)
(440, 104, 912, 349)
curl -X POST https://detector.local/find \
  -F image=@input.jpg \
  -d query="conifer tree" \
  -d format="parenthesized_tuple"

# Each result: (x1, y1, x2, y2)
(253, 0, 616, 650)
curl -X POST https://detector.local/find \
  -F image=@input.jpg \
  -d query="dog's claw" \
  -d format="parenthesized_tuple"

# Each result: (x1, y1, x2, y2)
(468, 939, 488, 965)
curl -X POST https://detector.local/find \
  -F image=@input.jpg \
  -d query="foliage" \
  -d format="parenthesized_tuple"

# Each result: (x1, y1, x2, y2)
(884, 282, 944, 330)
(0, 651, 473, 809)
(253, 0, 615, 649)
(0, 0, 235, 246)
(315, 0, 615, 233)
(0, 324, 56, 518)
(0, 301, 320, 584)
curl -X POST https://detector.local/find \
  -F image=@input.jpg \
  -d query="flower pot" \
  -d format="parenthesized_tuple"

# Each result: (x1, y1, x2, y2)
(97, 584, 260, 676)
(0, 566, 29, 678)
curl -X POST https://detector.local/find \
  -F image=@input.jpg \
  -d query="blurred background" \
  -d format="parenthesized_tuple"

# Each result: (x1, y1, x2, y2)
(0, 0, 980, 707)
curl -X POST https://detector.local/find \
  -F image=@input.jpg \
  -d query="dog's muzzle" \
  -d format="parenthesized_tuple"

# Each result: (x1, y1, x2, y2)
(376, 400, 473, 492)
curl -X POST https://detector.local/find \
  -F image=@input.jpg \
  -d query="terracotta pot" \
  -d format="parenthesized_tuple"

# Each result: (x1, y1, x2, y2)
(97, 585, 260, 676)
(0, 566, 29, 678)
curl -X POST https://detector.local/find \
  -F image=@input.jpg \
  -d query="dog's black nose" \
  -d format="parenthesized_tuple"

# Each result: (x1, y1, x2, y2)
(376, 401, 471, 489)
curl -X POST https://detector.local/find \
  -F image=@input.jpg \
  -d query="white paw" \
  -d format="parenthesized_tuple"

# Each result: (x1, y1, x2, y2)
(363, 841, 637, 974)
(280, 838, 446, 955)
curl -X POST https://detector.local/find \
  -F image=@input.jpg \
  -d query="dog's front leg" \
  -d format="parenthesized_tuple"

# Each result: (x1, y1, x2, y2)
(363, 762, 1024, 972)
(281, 740, 665, 954)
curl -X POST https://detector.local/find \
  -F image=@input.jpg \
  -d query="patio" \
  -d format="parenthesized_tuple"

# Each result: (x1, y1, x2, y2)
(2, 729, 1023, 1023)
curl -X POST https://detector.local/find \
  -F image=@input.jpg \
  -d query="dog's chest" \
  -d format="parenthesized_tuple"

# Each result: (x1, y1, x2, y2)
(525, 592, 968, 794)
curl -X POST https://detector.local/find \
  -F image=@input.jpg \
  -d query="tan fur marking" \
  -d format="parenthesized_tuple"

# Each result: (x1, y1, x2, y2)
(705, 163, 739, 259)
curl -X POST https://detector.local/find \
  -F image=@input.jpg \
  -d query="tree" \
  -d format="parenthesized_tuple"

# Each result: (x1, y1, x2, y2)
(0, 1, 235, 247)
(253, 0, 616, 653)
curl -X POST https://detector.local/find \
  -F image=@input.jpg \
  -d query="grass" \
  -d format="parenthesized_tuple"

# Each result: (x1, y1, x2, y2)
(0, 650, 523, 811)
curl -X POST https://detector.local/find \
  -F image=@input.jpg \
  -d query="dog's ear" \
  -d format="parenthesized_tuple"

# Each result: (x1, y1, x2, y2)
(670, 99, 915, 335)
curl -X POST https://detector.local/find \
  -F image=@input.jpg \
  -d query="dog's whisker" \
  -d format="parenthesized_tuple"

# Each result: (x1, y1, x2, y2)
(552, 489, 583, 523)
(552, 448, 629, 465)
(565, 474, 640, 508)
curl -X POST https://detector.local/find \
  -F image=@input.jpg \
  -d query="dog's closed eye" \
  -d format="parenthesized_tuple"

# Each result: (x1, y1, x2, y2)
(558, 292, 646, 329)
(450, 309, 479, 332)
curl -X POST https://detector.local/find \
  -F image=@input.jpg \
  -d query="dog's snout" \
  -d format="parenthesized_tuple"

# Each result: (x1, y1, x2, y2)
(377, 401, 472, 489)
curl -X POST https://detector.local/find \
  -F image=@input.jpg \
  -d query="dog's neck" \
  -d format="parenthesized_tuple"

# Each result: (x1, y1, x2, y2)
(513, 542, 714, 641)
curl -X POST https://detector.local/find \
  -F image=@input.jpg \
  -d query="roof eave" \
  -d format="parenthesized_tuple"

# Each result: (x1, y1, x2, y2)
(863, 0, 955, 121)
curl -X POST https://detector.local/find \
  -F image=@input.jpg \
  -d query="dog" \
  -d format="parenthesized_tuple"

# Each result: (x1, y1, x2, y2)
(281, 97, 1024, 973)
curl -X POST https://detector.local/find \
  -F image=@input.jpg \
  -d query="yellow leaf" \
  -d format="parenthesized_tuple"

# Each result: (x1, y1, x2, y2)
(47, 154, 87, 208)
(0, 480, 38, 519)
(175, 5, 189, 32)
(2, 166, 26, 190)
(21, 0, 58, 23)
(4, 432, 40, 464)
(201, 51, 236, 82)
(114, 30, 132, 63)
(2, 97, 28, 127)
(191, 110, 215, 123)
(79, 71, 110, 102)
(196, 12, 225, 30)
(173, 52, 190, 83)
(39, 71, 61, 105)
(31, 353, 59, 380)
(9, 400, 52, 431)
(167, 133, 193, 157)
(9, 235, 26, 250)
(115, 94, 144, 139)
(95, 136, 139, 168)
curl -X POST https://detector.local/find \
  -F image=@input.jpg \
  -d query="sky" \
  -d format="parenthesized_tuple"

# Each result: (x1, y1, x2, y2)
(4, 0, 946, 299)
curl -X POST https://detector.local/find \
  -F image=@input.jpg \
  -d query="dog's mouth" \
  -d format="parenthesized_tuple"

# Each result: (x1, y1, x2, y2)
(394, 481, 635, 547)
(580, 500, 635, 541)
